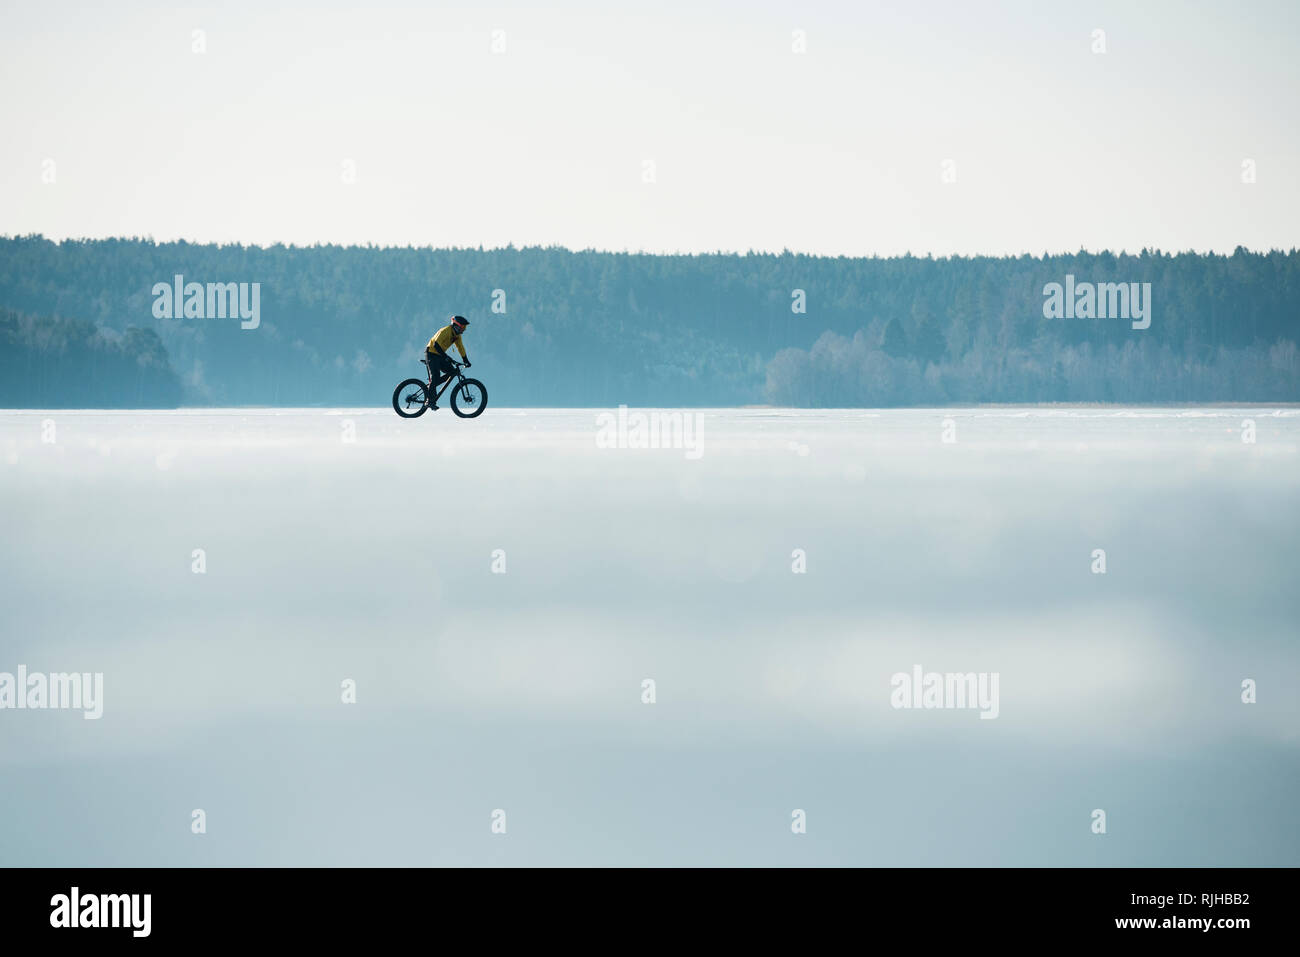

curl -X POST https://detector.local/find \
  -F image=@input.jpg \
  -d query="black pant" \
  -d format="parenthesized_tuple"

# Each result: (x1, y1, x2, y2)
(427, 350, 455, 392)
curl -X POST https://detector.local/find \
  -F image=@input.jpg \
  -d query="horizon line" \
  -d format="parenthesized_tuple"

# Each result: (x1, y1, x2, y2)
(3, 233, 1297, 261)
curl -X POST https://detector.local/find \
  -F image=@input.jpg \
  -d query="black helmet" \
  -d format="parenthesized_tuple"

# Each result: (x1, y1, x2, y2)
(450, 315, 469, 331)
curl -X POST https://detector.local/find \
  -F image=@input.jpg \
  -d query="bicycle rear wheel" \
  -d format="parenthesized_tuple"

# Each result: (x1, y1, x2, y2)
(392, 379, 429, 418)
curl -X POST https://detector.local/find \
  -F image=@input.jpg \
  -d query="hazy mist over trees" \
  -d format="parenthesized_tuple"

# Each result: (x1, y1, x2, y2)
(1, 308, 182, 408)
(0, 236, 1296, 407)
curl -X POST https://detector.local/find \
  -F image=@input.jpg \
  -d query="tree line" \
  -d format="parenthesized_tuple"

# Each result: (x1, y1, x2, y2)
(0, 235, 1295, 407)
(0, 308, 182, 408)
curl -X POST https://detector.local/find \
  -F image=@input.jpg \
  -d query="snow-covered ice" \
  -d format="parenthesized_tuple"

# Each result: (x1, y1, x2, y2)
(1, 408, 1297, 865)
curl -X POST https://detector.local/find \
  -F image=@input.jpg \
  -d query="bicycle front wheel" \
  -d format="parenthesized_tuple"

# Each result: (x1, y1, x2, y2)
(392, 379, 429, 418)
(451, 378, 488, 418)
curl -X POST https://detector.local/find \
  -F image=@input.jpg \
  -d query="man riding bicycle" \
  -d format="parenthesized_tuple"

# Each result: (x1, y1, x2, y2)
(424, 315, 471, 410)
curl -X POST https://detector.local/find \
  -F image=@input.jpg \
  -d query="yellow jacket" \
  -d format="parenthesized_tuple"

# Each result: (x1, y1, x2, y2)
(426, 324, 467, 359)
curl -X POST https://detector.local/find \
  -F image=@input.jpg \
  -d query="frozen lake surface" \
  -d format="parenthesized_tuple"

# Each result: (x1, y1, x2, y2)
(1, 407, 1298, 865)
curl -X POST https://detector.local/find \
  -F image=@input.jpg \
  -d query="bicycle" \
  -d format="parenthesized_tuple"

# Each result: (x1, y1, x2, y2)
(391, 357, 488, 418)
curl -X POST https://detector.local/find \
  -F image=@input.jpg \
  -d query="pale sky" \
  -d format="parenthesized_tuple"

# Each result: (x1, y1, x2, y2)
(2, 0, 1297, 255)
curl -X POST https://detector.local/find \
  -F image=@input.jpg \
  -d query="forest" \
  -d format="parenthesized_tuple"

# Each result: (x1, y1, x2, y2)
(0, 236, 1296, 407)
(0, 308, 182, 408)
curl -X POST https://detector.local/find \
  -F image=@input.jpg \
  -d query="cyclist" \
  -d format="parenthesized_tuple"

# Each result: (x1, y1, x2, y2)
(425, 315, 471, 410)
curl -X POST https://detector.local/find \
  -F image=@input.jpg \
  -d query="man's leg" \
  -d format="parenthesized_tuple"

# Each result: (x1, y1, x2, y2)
(429, 352, 453, 408)
(424, 351, 437, 406)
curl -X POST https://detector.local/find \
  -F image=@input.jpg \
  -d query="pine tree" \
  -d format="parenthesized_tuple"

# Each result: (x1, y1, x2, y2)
(881, 317, 909, 357)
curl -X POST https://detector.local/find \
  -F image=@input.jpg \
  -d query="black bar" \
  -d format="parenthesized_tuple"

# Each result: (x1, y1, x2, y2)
(0, 867, 1279, 944)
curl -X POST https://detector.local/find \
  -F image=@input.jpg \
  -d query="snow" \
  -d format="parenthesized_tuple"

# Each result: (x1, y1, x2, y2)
(1, 407, 1297, 865)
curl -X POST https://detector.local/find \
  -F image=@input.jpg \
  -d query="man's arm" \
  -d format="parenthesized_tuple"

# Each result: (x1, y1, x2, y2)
(455, 336, 468, 360)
